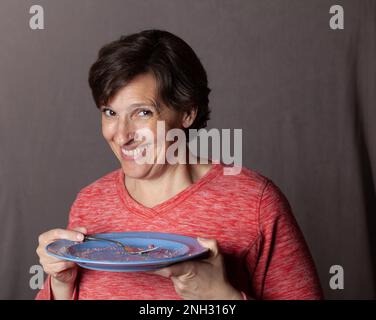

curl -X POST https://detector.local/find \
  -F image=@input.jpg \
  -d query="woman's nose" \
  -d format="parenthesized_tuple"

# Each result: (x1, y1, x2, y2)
(114, 119, 134, 146)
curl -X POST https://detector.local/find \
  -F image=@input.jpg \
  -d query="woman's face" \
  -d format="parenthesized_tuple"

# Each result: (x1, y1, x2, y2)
(101, 73, 192, 179)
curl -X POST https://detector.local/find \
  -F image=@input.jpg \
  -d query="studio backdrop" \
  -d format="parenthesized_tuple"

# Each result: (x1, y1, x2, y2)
(0, 0, 375, 299)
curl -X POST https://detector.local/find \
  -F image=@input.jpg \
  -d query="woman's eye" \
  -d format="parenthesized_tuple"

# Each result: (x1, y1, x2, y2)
(102, 108, 116, 117)
(138, 109, 153, 117)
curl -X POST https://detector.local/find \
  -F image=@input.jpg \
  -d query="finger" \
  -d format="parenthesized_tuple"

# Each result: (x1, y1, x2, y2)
(46, 261, 76, 274)
(170, 276, 185, 291)
(45, 262, 75, 276)
(152, 267, 173, 278)
(40, 228, 85, 245)
(54, 268, 76, 283)
(71, 226, 87, 234)
(39, 255, 64, 266)
(197, 237, 219, 258)
(153, 262, 194, 278)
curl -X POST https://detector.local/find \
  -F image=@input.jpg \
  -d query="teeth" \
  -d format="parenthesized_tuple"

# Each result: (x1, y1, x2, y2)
(121, 144, 150, 158)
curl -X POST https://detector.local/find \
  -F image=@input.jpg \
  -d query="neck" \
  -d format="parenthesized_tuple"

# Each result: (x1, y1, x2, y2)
(125, 163, 193, 208)
(124, 153, 213, 208)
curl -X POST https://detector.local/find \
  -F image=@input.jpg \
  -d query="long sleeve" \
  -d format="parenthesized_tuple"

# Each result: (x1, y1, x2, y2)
(35, 193, 83, 300)
(247, 180, 323, 300)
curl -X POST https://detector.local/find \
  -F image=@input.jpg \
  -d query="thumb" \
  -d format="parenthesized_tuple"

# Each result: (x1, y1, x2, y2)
(197, 237, 219, 257)
(71, 226, 87, 235)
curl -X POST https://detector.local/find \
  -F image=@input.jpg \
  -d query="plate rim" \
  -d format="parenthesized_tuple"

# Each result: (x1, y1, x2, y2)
(46, 231, 209, 267)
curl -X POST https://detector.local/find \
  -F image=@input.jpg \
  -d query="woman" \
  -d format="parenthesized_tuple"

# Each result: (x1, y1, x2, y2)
(36, 29, 323, 300)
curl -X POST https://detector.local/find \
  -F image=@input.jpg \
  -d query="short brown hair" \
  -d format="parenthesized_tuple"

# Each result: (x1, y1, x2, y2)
(88, 29, 211, 131)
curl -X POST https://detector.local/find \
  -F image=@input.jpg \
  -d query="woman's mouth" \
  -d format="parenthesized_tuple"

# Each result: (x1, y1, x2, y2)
(121, 144, 151, 161)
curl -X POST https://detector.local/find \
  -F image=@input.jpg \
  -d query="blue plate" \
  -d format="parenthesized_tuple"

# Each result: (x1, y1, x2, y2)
(46, 232, 209, 272)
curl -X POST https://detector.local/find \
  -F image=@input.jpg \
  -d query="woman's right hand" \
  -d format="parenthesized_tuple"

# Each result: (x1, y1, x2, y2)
(36, 227, 87, 286)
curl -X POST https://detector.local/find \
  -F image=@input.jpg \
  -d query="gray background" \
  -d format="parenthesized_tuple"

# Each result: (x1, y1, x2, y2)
(0, 0, 375, 299)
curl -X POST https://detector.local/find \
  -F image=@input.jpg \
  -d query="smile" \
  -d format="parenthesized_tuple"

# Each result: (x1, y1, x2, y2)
(121, 144, 151, 158)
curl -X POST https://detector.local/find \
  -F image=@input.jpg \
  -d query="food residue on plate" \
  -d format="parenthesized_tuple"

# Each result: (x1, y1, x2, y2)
(68, 245, 184, 262)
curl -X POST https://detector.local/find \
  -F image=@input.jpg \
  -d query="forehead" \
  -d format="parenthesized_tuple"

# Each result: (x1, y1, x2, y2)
(108, 73, 158, 109)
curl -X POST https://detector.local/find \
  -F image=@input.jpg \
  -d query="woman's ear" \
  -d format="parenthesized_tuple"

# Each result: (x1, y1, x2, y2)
(182, 107, 197, 129)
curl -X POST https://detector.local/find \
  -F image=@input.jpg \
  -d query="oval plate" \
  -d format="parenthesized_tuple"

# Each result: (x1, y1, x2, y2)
(46, 231, 209, 272)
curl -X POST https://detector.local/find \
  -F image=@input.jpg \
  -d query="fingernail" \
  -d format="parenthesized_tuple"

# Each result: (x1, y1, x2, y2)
(77, 233, 84, 241)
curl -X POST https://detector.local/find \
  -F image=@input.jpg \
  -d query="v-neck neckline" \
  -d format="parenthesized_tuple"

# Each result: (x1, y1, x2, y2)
(116, 163, 223, 219)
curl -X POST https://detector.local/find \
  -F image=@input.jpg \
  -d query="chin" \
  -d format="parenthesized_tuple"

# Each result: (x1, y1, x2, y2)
(120, 162, 153, 179)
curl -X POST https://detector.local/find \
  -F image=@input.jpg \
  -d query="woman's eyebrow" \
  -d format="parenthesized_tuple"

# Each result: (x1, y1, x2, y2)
(106, 101, 161, 112)
(128, 102, 157, 109)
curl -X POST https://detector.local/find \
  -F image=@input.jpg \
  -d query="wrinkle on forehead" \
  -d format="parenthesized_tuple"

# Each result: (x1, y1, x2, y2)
(106, 73, 163, 113)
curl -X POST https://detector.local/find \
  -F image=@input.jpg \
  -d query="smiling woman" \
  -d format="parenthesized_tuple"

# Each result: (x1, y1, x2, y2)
(35, 29, 323, 300)
(97, 72, 191, 181)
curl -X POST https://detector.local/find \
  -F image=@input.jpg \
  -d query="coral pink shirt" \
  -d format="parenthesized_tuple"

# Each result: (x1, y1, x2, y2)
(36, 163, 323, 300)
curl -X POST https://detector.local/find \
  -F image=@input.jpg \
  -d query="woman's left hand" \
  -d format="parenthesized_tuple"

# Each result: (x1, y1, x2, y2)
(150, 237, 243, 300)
